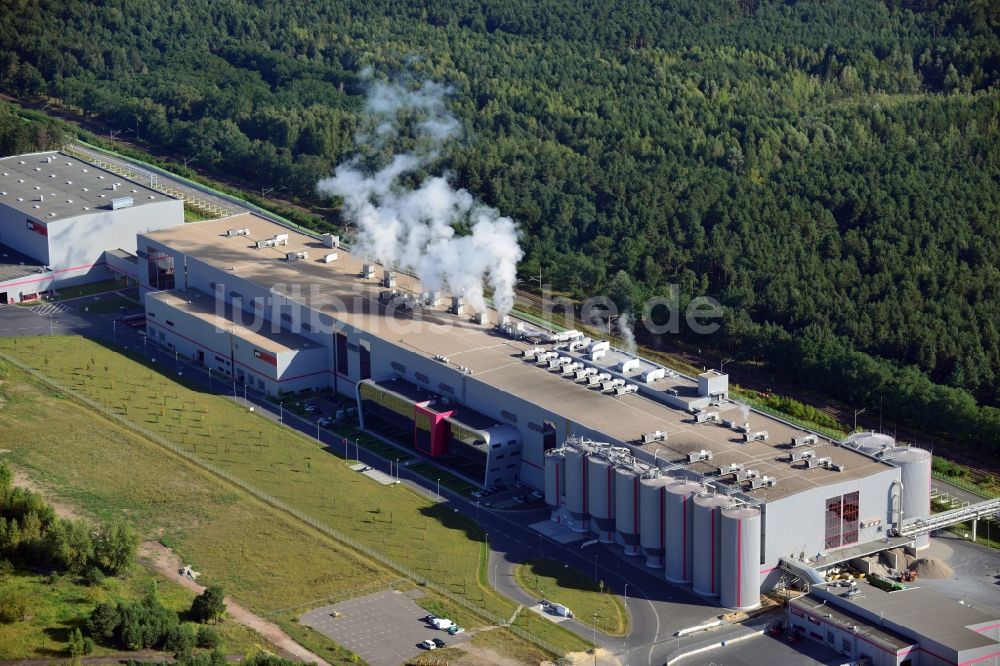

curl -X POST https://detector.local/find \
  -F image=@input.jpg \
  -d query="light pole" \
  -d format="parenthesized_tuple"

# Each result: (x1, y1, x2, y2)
(143, 336, 147, 359)
(592, 613, 598, 661)
(623, 583, 629, 663)
(437, 478, 441, 500)
(316, 420, 320, 442)
(174, 350, 179, 373)
(243, 382, 248, 407)
(476, 500, 480, 524)
(395, 458, 400, 481)
(354, 438, 359, 462)
(854, 407, 867, 432)
(112, 320, 117, 346)
(494, 564, 498, 589)
(720, 357, 734, 372)
(49, 312, 54, 336)
(208, 367, 212, 391)
(279, 401, 283, 425)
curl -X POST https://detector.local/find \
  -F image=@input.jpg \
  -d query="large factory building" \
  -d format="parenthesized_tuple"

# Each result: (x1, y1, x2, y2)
(136, 211, 934, 610)
(0, 151, 182, 302)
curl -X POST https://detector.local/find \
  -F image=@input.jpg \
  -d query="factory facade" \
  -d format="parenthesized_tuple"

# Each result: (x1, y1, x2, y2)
(0, 151, 181, 303)
(134, 211, 934, 610)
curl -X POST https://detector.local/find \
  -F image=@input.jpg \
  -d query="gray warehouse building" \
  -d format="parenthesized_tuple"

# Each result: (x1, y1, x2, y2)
(136, 211, 938, 610)
(0, 150, 181, 303)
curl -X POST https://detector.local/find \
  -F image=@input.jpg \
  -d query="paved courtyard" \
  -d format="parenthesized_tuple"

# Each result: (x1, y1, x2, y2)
(299, 589, 472, 665)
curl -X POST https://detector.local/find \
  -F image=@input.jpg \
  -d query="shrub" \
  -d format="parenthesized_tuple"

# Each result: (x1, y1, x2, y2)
(165, 623, 195, 660)
(189, 585, 225, 623)
(0, 589, 28, 623)
(196, 625, 221, 649)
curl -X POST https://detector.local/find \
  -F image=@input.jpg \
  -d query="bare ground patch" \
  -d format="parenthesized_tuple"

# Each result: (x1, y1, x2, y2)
(138, 541, 333, 666)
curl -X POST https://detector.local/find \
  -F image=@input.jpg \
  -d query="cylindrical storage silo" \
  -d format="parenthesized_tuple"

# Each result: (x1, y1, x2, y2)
(587, 456, 616, 543)
(614, 467, 641, 556)
(894, 447, 932, 549)
(692, 494, 730, 597)
(544, 450, 565, 522)
(664, 480, 701, 583)
(848, 431, 895, 455)
(720, 507, 761, 611)
(639, 475, 671, 568)
(563, 448, 589, 533)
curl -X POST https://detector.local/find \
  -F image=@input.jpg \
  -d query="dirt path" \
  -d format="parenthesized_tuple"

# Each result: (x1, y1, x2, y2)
(138, 542, 332, 666)
(10, 466, 84, 521)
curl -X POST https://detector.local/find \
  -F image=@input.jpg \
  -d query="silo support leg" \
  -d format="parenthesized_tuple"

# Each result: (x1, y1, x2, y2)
(971, 519, 977, 542)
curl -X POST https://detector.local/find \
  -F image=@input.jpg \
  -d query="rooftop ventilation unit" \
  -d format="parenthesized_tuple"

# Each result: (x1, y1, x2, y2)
(695, 411, 720, 424)
(791, 435, 817, 448)
(434, 354, 449, 363)
(450, 296, 464, 315)
(322, 234, 340, 248)
(618, 358, 640, 374)
(226, 228, 250, 237)
(717, 463, 744, 476)
(383, 270, 397, 288)
(614, 384, 638, 396)
(475, 311, 489, 326)
(273, 233, 289, 245)
(568, 337, 590, 352)
(533, 351, 557, 365)
(587, 372, 611, 387)
(575, 367, 597, 381)
(587, 340, 610, 354)
(805, 456, 833, 470)
(322, 253, 338, 263)
(743, 430, 769, 442)
(255, 238, 275, 248)
(561, 362, 584, 377)
(361, 264, 375, 279)
(600, 378, 625, 392)
(749, 476, 777, 490)
(110, 196, 134, 210)
(285, 251, 307, 261)
(788, 450, 816, 463)
(686, 450, 713, 463)
(502, 321, 525, 339)
(590, 349, 607, 361)
(522, 347, 545, 360)
(642, 431, 668, 444)
(423, 291, 442, 306)
(642, 367, 666, 383)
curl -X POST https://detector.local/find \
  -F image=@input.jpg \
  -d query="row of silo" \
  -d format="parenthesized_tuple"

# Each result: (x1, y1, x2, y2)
(543, 442, 762, 610)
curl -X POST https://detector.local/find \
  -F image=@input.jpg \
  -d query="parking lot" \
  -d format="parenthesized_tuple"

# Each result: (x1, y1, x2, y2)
(299, 589, 472, 665)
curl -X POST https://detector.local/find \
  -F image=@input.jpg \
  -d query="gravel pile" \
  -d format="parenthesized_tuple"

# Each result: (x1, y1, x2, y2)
(911, 557, 955, 579)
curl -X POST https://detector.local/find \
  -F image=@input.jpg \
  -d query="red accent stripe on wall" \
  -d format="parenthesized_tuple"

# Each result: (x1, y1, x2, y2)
(1, 261, 103, 289)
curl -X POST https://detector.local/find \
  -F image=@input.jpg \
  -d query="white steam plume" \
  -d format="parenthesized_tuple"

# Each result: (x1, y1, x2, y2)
(618, 313, 637, 354)
(317, 77, 522, 315)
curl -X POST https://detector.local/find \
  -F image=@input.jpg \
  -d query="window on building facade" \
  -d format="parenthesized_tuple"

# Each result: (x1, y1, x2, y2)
(825, 490, 861, 549)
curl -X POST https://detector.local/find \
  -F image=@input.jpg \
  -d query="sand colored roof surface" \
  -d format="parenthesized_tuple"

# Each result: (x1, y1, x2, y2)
(145, 213, 893, 500)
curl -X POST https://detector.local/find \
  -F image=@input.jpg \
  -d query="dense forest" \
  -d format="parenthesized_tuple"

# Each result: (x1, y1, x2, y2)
(1, 1, 998, 450)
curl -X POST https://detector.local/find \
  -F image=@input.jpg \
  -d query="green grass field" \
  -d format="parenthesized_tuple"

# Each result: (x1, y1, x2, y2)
(50, 278, 130, 302)
(0, 337, 590, 654)
(0, 567, 272, 659)
(514, 560, 628, 636)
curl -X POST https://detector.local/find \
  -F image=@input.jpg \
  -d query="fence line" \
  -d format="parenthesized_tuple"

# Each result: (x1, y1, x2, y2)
(932, 471, 998, 499)
(0, 350, 567, 658)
